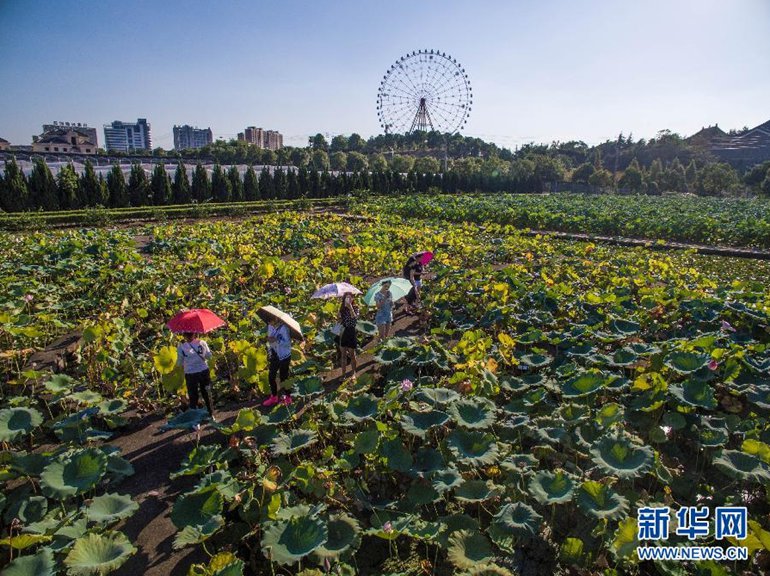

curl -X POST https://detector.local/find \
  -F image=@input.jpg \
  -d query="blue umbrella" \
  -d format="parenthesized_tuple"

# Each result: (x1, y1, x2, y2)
(364, 277, 413, 306)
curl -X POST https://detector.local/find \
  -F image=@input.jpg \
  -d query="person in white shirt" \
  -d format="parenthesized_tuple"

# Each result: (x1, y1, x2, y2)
(176, 332, 215, 418)
(264, 319, 292, 407)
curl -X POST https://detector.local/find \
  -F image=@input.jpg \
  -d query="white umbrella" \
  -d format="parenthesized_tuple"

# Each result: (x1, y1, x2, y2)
(311, 282, 362, 300)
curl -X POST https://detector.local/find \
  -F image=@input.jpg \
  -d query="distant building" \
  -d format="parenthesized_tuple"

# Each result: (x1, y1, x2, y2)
(32, 128, 97, 154)
(688, 119, 770, 168)
(103, 118, 152, 153)
(237, 126, 283, 150)
(173, 125, 213, 150)
(43, 122, 98, 148)
(0, 137, 9, 151)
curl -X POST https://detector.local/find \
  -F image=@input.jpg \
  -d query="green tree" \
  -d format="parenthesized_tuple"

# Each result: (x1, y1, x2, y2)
(276, 148, 291, 167)
(685, 160, 698, 191)
(330, 151, 348, 171)
(244, 165, 259, 200)
(761, 171, 770, 196)
(647, 158, 664, 186)
(228, 165, 243, 202)
(618, 159, 644, 193)
(697, 162, 740, 196)
(211, 164, 231, 202)
(662, 158, 686, 192)
(1, 157, 28, 211)
(57, 163, 80, 209)
(390, 155, 415, 173)
(571, 162, 594, 184)
(330, 135, 349, 152)
(348, 133, 365, 152)
(28, 158, 59, 210)
(414, 156, 441, 174)
(150, 164, 172, 205)
(311, 149, 330, 171)
(262, 149, 277, 166)
(273, 168, 287, 199)
(259, 167, 275, 199)
(589, 168, 615, 190)
(369, 153, 388, 172)
(290, 148, 309, 168)
(172, 162, 191, 204)
(744, 161, 770, 190)
(128, 164, 150, 206)
(346, 151, 368, 172)
(106, 164, 129, 207)
(80, 160, 104, 206)
(310, 133, 329, 151)
(191, 163, 210, 202)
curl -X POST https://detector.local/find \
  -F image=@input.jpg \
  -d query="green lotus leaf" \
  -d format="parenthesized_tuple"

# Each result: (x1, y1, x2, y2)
(745, 355, 770, 374)
(96, 399, 127, 416)
(202, 552, 245, 576)
(44, 374, 77, 394)
(86, 493, 139, 524)
(449, 397, 497, 429)
(170, 444, 225, 479)
(64, 531, 136, 576)
(403, 519, 442, 541)
(1, 547, 56, 576)
(574, 423, 603, 449)
(195, 470, 241, 500)
(292, 375, 324, 397)
(533, 426, 568, 445)
(528, 470, 575, 504)
(500, 453, 538, 472)
(498, 376, 531, 393)
(160, 408, 210, 431)
(373, 348, 406, 365)
(489, 502, 542, 544)
(566, 343, 595, 357)
(447, 530, 494, 570)
(665, 351, 710, 374)
(265, 404, 296, 424)
(352, 428, 379, 455)
(272, 429, 318, 456)
(412, 346, 444, 368)
(380, 438, 413, 472)
(611, 319, 640, 335)
(519, 353, 552, 368)
(262, 515, 328, 566)
(713, 450, 770, 483)
(41, 448, 108, 499)
(407, 482, 441, 505)
(670, 380, 717, 409)
(218, 408, 261, 434)
(461, 564, 514, 576)
(4, 495, 47, 525)
(610, 517, 639, 560)
(68, 390, 104, 406)
(595, 403, 624, 427)
(106, 453, 135, 482)
(10, 451, 47, 477)
(520, 387, 548, 407)
(0, 407, 43, 442)
(386, 336, 416, 349)
(698, 419, 729, 447)
(173, 515, 224, 549)
(610, 347, 638, 367)
(356, 320, 377, 336)
(558, 403, 590, 423)
(447, 430, 500, 466)
(438, 514, 480, 548)
(154, 345, 178, 375)
(400, 410, 449, 438)
(314, 513, 361, 560)
(555, 362, 579, 378)
(366, 513, 412, 540)
(171, 487, 223, 529)
(410, 447, 446, 478)
(341, 394, 380, 422)
(589, 434, 653, 479)
(0, 533, 52, 550)
(517, 329, 543, 344)
(576, 480, 629, 520)
(431, 467, 463, 493)
(414, 387, 460, 405)
(455, 479, 500, 503)
(561, 370, 609, 398)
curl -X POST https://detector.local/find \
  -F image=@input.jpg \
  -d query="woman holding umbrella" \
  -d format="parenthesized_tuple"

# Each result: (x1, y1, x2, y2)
(373, 280, 394, 342)
(338, 292, 359, 380)
(167, 308, 225, 420)
(402, 251, 433, 315)
(256, 306, 303, 408)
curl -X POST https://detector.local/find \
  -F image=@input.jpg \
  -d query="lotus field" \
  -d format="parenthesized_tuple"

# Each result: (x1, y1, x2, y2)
(1, 197, 770, 576)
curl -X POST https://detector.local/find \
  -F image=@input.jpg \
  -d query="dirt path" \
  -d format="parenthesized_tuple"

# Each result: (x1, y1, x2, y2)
(110, 308, 423, 576)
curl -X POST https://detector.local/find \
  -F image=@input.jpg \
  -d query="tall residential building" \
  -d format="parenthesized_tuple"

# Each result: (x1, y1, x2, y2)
(237, 126, 283, 150)
(43, 122, 98, 148)
(173, 125, 213, 150)
(103, 118, 152, 153)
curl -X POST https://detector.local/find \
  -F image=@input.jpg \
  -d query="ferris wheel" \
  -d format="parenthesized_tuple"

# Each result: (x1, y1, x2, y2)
(377, 49, 472, 135)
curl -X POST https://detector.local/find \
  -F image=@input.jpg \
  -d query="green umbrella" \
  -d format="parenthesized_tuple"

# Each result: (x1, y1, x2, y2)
(364, 277, 413, 306)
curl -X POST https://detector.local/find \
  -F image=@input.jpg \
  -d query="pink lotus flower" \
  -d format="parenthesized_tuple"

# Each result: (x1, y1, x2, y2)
(400, 378, 413, 392)
(721, 320, 736, 333)
(284, 286, 292, 294)
(708, 359, 719, 371)
(383, 521, 393, 533)
(23, 294, 33, 302)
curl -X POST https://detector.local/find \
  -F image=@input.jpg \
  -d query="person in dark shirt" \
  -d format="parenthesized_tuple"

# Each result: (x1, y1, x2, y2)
(338, 293, 359, 380)
(402, 252, 425, 315)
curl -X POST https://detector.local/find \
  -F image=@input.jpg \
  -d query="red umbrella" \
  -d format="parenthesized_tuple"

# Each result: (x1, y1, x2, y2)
(166, 309, 226, 334)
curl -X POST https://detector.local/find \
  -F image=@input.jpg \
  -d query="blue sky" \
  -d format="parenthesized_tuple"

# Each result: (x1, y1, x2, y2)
(1, 0, 768, 150)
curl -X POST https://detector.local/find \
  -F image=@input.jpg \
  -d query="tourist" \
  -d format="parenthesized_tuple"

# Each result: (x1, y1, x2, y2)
(176, 332, 215, 419)
(402, 251, 428, 315)
(374, 280, 394, 342)
(339, 292, 359, 379)
(265, 317, 292, 407)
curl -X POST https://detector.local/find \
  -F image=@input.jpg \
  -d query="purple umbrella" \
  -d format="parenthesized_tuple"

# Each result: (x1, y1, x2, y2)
(311, 282, 362, 300)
